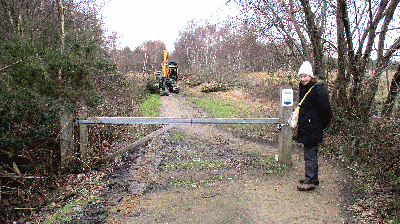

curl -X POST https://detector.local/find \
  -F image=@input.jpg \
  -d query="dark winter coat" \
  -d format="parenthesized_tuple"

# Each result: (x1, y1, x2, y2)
(296, 81, 332, 144)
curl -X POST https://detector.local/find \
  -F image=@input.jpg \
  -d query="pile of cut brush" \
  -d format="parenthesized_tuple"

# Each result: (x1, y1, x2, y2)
(200, 81, 230, 93)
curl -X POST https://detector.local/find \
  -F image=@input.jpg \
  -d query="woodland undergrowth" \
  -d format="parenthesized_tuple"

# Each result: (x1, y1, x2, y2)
(0, 72, 156, 223)
(324, 116, 400, 223)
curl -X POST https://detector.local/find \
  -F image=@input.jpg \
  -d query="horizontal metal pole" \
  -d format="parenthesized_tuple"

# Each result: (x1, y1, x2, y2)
(191, 118, 280, 124)
(76, 117, 280, 125)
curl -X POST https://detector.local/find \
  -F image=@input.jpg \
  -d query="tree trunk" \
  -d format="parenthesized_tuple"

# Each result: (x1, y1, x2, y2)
(340, 0, 368, 121)
(382, 64, 400, 117)
(333, 0, 349, 107)
(58, 0, 65, 50)
(299, 0, 325, 80)
(17, 0, 23, 36)
(57, 0, 71, 167)
(362, 1, 400, 121)
(57, 0, 65, 89)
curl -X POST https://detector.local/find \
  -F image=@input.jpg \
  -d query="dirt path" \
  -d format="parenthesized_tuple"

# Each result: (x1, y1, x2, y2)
(99, 93, 354, 223)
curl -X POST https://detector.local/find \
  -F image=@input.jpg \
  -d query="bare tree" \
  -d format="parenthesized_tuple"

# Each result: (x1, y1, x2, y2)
(333, 0, 349, 105)
(117, 47, 135, 74)
(338, 0, 400, 120)
(382, 64, 400, 116)
(235, 0, 337, 79)
(298, 0, 326, 79)
(235, 0, 400, 120)
(139, 40, 166, 74)
(172, 20, 276, 83)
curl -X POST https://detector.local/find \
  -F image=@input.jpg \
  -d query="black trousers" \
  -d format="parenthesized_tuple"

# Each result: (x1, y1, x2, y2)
(304, 144, 319, 184)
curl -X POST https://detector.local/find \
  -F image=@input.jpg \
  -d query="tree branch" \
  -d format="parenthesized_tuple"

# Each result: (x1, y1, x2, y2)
(377, 0, 399, 59)
(357, 0, 388, 58)
(299, 0, 325, 79)
(281, 0, 311, 61)
(0, 60, 22, 72)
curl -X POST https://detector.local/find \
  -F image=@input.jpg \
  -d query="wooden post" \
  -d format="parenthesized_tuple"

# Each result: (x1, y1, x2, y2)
(279, 85, 293, 166)
(60, 107, 74, 167)
(78, 104, 89, 162)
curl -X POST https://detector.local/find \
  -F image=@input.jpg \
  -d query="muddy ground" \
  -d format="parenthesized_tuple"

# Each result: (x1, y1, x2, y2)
(74, 92, 357, 223)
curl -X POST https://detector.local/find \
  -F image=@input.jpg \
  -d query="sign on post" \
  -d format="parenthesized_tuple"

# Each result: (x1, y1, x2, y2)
(278, 86, 293, 166)
(281, 89, 293, 106)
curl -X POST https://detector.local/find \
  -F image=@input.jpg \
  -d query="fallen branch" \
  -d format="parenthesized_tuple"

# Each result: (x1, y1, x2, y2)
(1, 171, 45, 179)
(0, 59, 22, 72)
(62, 155, 92, 171)
(96, 124, 175, 165)
(14, 207, 37, 210)
(13, 162, 21, 176)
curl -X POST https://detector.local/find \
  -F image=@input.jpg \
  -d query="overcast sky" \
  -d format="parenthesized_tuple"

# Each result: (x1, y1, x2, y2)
(100, 0, 240, 51)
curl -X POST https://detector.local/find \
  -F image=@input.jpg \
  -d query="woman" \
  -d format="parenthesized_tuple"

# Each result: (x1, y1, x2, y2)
(296, 61, 332, 191)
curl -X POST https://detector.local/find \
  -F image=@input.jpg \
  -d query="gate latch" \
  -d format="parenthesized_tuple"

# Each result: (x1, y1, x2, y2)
(277, 123, 289, 131)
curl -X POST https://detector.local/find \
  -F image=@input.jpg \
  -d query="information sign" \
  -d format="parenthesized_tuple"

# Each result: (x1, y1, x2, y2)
(281, 89, 293, 106)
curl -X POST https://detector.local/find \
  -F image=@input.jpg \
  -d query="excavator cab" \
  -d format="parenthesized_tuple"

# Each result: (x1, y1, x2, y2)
(168, 62, 178, 81)
(166, 62, 179, 93)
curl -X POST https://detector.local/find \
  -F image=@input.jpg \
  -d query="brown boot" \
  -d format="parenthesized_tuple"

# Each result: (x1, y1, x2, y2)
(299, 179, 319, 185)
(297, 184, 315, 191)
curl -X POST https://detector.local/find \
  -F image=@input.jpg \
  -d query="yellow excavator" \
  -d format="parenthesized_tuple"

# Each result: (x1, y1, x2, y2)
(154, 49, 180, 95)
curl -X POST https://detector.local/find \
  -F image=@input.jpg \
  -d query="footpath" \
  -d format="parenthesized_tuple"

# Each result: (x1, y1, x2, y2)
(94, 94, 355, 223)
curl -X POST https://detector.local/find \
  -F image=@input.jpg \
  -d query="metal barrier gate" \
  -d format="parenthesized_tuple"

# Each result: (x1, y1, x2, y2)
(66, 85, 294, 167)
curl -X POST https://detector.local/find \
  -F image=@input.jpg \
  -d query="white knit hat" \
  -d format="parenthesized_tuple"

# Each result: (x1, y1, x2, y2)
(298, 61, 314, 78)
